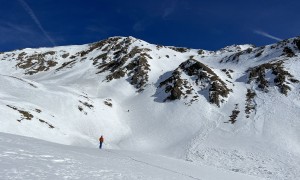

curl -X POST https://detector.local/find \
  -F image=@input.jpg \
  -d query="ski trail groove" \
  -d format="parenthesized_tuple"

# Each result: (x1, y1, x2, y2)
(104, 150, 203, 180)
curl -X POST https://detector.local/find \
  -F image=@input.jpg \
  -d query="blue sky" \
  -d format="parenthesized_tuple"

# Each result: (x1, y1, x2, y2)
(0, 0, 299, 51)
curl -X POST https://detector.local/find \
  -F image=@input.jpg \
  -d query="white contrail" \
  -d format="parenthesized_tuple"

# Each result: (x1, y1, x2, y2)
(162, 0, 178, 19)
(254, 30, 282, 41)
(18, 0, 56, 46)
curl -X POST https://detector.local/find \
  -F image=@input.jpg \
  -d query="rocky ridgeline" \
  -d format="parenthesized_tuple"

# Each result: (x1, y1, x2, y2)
(220, 48, 254, 63)
(159, 59, 231, 106)
(220, 37, 300, 64)
(271, 37, 300, 56)
(1, 36, 300, 110)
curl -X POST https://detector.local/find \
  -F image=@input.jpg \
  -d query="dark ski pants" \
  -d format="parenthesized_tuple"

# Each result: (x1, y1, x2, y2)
(99, 142, 103, 149)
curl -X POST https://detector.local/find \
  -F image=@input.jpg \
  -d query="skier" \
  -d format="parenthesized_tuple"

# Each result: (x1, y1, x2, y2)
(99, 135, 104, 149)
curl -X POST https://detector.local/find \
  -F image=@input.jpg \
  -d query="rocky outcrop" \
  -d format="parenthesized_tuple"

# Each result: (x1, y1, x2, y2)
(247, 61, 299, 95)
(16, 51, 58, 75)
(220, 48, 253, 63)
(159, 59, 231, 106)
(245, 89, 256, 118)
(97, 44, 152, 92)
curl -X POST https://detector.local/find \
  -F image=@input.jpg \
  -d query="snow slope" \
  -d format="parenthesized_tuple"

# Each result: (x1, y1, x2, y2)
(0, 132, 263, 180)
(0, 36, 300, 179)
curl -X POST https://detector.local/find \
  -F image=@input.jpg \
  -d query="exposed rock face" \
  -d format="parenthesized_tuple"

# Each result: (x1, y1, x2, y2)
(225, 104, 240, 124)
(159, 59, 231, 106)
(247, 61, 299, 95)
(16, 51, 58, 75)
(293, 38, 300, 50)
(96, 43, 152, 91)
(245, 89, 256, 118)
(220, 48, 254, 63)
(62, 37, 153, 92)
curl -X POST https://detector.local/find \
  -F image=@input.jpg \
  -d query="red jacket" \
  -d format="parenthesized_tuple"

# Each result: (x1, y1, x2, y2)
(99, 136, 104, 142)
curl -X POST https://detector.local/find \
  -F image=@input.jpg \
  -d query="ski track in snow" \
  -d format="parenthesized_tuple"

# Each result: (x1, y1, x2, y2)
(104, 150, 202, 180)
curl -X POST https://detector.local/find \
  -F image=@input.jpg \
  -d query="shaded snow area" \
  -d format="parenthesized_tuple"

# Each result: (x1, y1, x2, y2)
(0, 36, 300, 179)
(0, 133, 262, 180)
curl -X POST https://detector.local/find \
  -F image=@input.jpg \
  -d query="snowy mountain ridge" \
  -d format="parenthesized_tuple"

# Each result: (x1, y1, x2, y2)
(1, 36, 300, 179)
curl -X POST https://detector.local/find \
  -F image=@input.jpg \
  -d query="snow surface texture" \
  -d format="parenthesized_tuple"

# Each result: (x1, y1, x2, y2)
(0, 36, 300, 179)
(0, 133, 262, 180)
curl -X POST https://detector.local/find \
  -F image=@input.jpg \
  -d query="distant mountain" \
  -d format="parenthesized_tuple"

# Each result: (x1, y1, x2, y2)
(1, 36, 300, 179)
